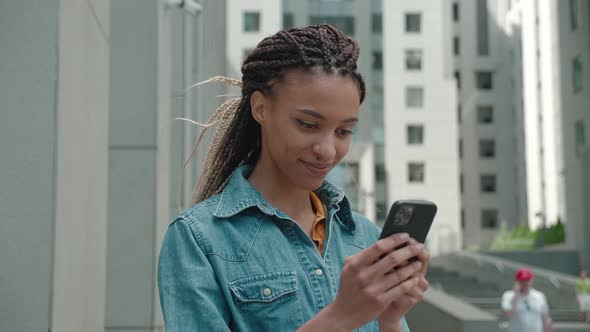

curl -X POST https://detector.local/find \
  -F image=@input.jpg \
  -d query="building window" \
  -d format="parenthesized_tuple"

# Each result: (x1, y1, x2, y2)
(575, 120, 586, 156)
(405, 13, 421, 33)
(453, 37, 460, 56)
(407, 125, 424, 145)
(405, 49, 422, 71)
(244, 12, 261, 32)
(372, 14, 382, 33)
(453, 2, 460, 22)
(459, 139, 463, 159)
(372, 51, 383, 70)
(479, 139, 495, 158)
(408, 162, 425, 183)
(455, 71, 461, 90)
(477, 0, 490, 56)
(476, 71, 493, 90)
(406, 86, 424, 108)
(458, 104, 462, 123)
(573, 56, 583, 93)
(460, 174, 464, 193)
(375, 164, 386, 182)
(481, 209, 498, 228)
(477, 105, 494, 124)
(283, 13, 294, 29)
(480, 174, 496, 193)
(570, 0, 579, 30)
(310, 16, 355, 35)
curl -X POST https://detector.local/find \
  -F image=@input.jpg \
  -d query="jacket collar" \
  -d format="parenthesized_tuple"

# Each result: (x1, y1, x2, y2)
(212, 165, 356, 232)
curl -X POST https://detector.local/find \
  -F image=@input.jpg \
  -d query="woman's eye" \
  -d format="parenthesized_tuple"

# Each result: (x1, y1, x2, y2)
(338, 129, 354, 136)
(297, 120, 317, 129)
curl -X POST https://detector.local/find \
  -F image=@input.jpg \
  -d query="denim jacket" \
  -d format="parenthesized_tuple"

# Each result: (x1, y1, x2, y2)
(158, 165, 410, 332)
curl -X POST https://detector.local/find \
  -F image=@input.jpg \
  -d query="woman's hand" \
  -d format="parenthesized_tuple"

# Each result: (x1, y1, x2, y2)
(323, 233, 427, 331)
(377, 238, 430, 330)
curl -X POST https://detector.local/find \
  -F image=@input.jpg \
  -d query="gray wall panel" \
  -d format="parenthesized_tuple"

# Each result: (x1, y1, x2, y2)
(0, 1, 59, 331)
(106, 150, 156, 327)
(109, 0, 158, 147)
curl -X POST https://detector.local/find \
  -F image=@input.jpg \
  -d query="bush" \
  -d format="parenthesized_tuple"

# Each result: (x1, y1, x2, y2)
(489, 221, 565, 251)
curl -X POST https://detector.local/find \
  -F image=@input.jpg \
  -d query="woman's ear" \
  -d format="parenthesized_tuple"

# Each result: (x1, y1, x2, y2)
(250, 91, 267, 125)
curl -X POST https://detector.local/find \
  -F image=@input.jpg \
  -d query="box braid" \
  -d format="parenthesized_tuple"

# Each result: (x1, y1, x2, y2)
(191, 24, 366, 204)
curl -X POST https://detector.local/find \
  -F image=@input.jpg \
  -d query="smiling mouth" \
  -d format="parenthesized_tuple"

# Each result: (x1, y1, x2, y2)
(300, 160, 333, 176)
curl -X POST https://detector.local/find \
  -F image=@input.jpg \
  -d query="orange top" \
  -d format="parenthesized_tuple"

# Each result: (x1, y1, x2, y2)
(310, 192, 326, 255)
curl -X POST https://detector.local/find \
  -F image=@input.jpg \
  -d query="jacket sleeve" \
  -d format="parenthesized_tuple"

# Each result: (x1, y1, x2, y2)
(158, 218, 232, 332)
(402, 317, 411, 331)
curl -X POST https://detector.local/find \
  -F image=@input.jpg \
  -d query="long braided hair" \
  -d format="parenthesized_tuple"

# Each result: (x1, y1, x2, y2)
(188, 24, 366, 205)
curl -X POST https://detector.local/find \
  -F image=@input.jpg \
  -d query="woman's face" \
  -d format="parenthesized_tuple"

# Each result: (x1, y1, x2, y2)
(251, 69, 361, 191)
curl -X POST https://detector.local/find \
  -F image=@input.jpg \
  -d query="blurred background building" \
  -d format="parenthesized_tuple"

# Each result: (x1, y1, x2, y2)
(383, 0, 462, 255)
(453, 0, 526, 249)
(0, 0, 588, 331)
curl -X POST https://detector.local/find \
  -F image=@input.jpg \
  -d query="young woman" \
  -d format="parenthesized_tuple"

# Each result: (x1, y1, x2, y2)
(158, 24, 430, 332)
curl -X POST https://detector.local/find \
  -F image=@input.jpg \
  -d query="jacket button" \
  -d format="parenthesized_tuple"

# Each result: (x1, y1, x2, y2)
(315, 269, 324, 276)
(262, 288, 272, 296)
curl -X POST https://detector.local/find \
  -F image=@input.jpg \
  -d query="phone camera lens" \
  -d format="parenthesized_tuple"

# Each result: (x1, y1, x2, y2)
(393, 205, 414, 226)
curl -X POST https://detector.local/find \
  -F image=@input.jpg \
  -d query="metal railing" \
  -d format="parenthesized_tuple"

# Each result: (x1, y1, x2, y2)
(430, 251, 581, 322)
(452, 251, 577, 288)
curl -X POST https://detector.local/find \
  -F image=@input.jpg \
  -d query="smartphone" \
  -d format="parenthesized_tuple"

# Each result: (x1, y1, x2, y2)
(379, 200, 437, 243)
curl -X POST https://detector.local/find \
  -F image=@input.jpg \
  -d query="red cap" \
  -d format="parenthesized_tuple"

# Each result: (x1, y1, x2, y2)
(515, 268, 533, 281)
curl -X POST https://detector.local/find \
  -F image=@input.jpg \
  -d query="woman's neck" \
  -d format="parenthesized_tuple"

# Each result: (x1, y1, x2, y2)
(248, 160, 314, 223)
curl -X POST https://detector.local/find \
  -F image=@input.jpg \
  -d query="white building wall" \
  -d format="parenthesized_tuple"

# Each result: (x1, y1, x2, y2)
(52, 1, 111, 331)
(505, 0, 531, 232)
(555, 0, 590, 268)
(521, 0, 545, 229)
(507, 0, 567, 230)
(456, 0, 499, 248)
(454, 0, 523, 248)
(537, 0, 565, 228)
(226, 0, 282, 78)
(517, 0, 565, 230)
(507, 0, 589, 258)
(384, 0, 461, 255)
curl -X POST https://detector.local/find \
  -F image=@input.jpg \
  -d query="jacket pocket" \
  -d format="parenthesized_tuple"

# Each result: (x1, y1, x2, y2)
(228, 271, 303, 331)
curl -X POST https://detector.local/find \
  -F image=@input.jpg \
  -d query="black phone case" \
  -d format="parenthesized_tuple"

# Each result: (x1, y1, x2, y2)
(379, 200, 437, 243)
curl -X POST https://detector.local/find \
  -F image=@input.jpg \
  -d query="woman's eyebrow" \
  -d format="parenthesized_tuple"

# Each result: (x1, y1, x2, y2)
(295, 108, 358, 123)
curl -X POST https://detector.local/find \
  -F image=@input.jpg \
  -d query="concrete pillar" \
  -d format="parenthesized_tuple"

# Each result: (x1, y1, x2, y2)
(51, 0, 111, 331)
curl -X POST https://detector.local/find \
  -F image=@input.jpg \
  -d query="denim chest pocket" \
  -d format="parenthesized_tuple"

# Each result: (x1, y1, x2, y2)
(228, 271, 304, 330)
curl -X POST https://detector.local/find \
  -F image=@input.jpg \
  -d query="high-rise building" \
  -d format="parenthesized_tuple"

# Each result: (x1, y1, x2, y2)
(383, 0, 462, 255)
(506, 0, 567, 234)
(452, 0, 526, 248)
(460, 0, 589, 254)
(551, 0, 590, 269)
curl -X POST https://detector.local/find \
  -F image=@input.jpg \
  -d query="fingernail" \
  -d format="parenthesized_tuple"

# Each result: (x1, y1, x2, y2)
(414, 261, 423, 269)
(398, 233, 409, 240)
(412, 243, 424, 250)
